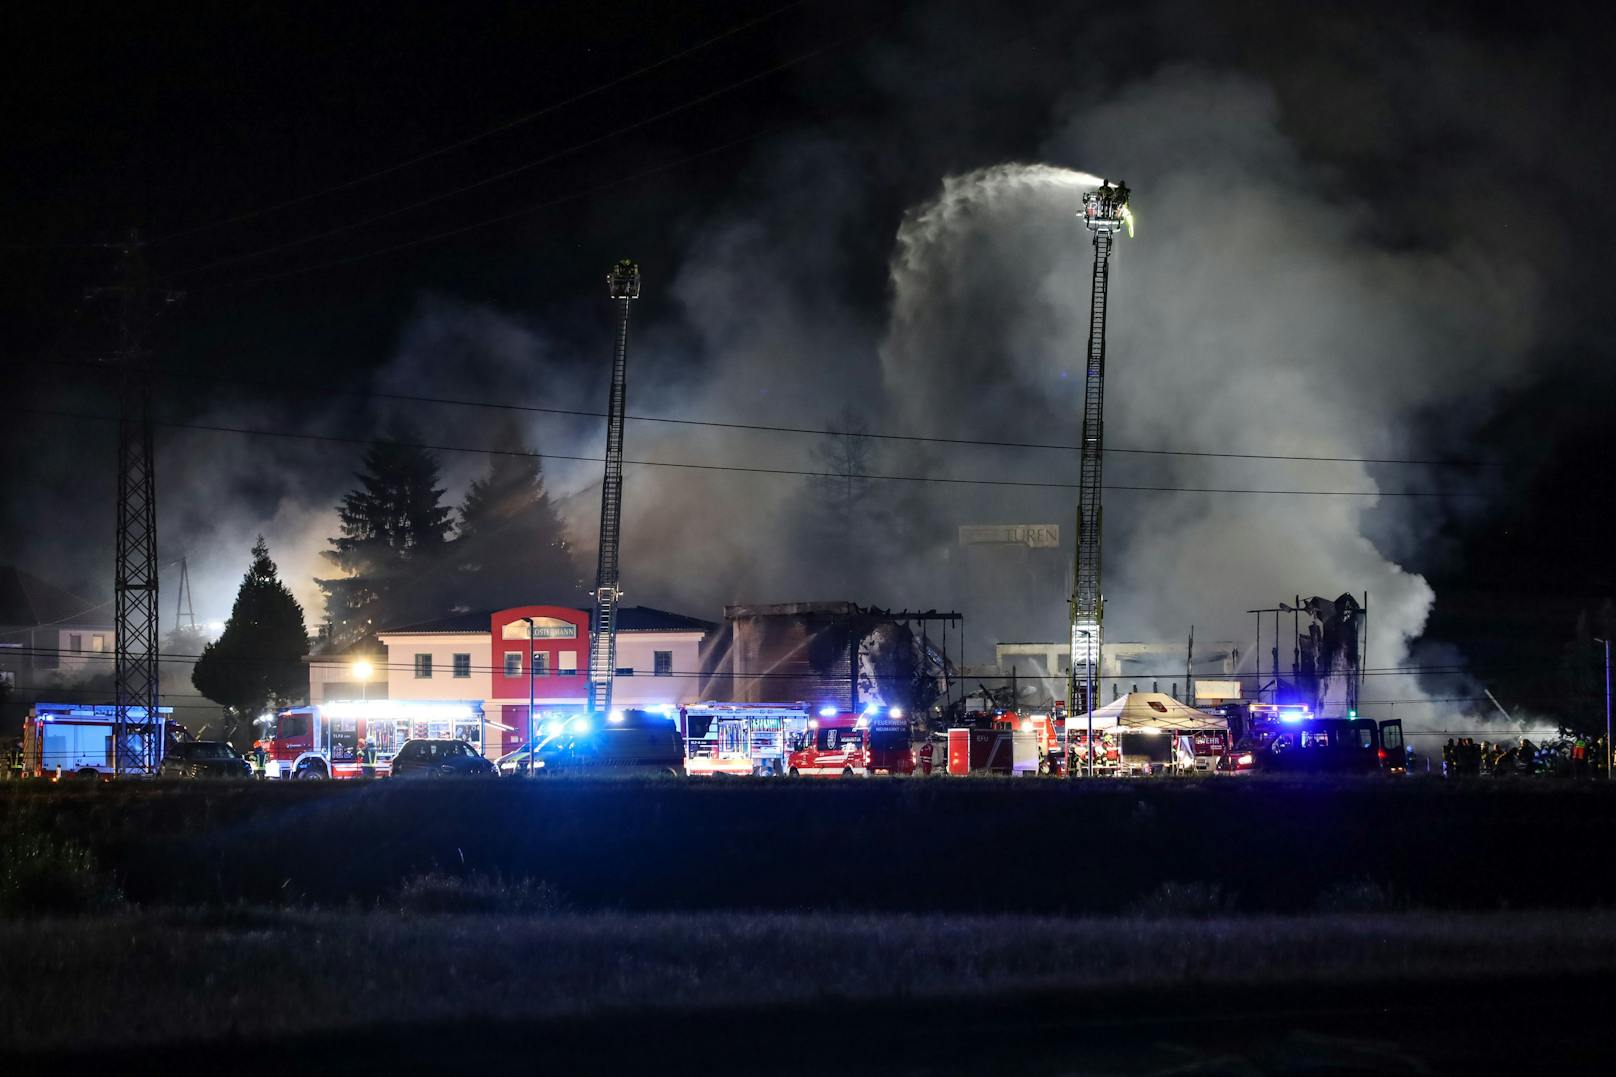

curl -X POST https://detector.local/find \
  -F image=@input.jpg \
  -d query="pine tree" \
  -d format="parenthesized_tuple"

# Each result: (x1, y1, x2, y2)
(192, 537, 310, 746)
(317, 425, 454, 645)
(454, 419, 580, 609)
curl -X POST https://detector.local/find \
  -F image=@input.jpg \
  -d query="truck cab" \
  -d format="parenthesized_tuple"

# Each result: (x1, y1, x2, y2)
(787, 709, 914, 777)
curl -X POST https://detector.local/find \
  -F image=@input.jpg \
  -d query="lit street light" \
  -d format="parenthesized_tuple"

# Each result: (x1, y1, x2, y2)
(351, 659, 373, 702)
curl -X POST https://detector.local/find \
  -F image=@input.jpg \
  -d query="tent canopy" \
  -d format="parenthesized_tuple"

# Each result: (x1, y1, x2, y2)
(1081, 692, 1226, 734)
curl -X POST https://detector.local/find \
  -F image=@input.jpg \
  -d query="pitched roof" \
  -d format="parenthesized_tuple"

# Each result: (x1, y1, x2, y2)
(0, 565, 109, 629)
(379, 605, 715, 636)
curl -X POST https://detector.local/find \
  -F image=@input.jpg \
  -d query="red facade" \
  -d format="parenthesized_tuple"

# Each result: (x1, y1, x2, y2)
(491, 606, 590, 754)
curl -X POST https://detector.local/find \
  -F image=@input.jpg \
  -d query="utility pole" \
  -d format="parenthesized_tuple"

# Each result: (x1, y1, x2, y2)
(1597, 638, 1612, 781)
(91, 235, 179, 776)
(174, 555, 196, 633)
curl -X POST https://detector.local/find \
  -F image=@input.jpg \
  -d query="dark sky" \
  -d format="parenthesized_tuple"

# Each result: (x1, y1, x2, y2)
(5, 0, 1616, 715)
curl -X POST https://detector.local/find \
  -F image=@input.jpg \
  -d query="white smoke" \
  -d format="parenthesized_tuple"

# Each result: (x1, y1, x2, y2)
(876, 70, 1538, 724)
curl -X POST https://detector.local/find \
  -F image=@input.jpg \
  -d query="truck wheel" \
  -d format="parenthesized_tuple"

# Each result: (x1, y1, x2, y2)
(76, 768, 100, 781)
(297, 765, 327, 780)
(841, 766, 854, 778)
(789, 767, 800, 778)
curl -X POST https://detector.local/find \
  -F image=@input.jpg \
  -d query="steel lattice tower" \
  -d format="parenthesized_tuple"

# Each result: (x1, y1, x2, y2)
(103, 237, 172, 774)
(1068, 182, 1132, 727)
(588, 259, 640, 714)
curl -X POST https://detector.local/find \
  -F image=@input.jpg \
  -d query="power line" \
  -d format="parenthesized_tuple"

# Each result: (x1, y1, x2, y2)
(175, 4, 1089, 292)
(161, 13, 886, 282)
(26, 358, 1498, 469)
(14, 406, 1478, 497)
(0, 644, 1559, 680)
(141, 4, 810, 246)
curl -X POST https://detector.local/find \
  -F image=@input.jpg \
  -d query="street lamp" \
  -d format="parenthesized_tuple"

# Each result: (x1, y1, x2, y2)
(351, 659, 373, 702)
(1597, 638, 1612, 781)
(520, 617, 538, 777)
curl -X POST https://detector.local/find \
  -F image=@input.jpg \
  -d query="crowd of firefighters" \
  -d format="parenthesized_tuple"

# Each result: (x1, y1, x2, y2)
(1440, 735, 1609, 778)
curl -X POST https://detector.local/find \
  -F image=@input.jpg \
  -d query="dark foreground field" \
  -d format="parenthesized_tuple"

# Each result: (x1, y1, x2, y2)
(4, 777, 1615, 1072)
(5, 775, 1616, 913)
(4, 907, 1616, 1072)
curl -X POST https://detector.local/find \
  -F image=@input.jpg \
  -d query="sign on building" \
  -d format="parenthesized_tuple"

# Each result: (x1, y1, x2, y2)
(1194, 680, 1242, 702)
(958, 524, 1060, 549)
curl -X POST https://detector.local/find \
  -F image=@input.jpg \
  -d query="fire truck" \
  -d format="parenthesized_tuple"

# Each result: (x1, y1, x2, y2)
(944, 710, 1041, 776)
(19, 703, 179, 779)
(262, 701, 485, 779)
(786, 707, 915, 777)
(679, 703, 811, 776)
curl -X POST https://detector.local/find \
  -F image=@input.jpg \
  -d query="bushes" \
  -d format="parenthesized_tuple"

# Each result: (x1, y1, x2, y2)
(396, 871, 565, 915)
(1129, 880, 1235, 918)
(0, 830, 122, 915)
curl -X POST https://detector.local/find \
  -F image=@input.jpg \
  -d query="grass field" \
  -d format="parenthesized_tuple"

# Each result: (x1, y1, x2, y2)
(5, 907, 1615, 1052)
(4, 775, 1614, 914)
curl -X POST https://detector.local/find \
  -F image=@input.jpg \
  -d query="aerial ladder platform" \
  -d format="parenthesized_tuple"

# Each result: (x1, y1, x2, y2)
(589, 259, 640, 714)
(1068, 181, 1133, 755)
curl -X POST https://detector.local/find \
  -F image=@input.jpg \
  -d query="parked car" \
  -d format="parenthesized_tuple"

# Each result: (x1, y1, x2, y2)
(390, 738, 496, 778)
(159, 740, 253, 779)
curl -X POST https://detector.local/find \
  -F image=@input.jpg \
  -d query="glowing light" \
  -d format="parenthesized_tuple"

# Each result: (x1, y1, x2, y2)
(351, 659, 373, 681)
(544, 720, 562, 737)
(569, 717, 591, 734)
(1120, 204, 1136, 238)
(888, 707, 903, 719)
(1237, 753, 1254, 766)
(819, 706, 838, 717)
(863, 702, 880, 715)
(808, 719, 819, 729)
(1020, 719, 1033, 733)
(608, 710, 624, 724)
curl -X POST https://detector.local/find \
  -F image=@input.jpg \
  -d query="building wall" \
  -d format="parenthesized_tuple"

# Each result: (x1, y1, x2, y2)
(610, 632, 704, 707)
(489, 606, 590, 705)
(375, 633, 491, 702)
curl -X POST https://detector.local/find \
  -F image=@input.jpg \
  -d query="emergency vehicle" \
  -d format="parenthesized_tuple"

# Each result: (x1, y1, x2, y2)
(262, 701, 486, 779)
(1225, 704, 1406, 775)
(786, 707, 915, 777)
(679, 703, 811, 776)
(19, 703, 178, 779)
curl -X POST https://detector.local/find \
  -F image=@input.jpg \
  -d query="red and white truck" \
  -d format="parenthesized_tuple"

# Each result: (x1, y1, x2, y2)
(786, 708, 915, 777)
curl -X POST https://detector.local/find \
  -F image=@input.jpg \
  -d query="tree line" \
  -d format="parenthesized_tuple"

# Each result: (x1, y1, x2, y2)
(191, 417, 577, 744)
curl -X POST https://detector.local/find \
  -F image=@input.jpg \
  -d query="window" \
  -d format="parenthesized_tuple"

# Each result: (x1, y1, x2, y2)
(414, 654, 433, 679)
(1356, 728, 1373, 750)
(654, 651, 673, 677)
(616, 667, 635, 677)
(558, 652, 578, 676)
(1381, 724, 1404, 752)
(504, 652, 522, 677)
(91, 634, 106, 652)
(278, 714, 309, 739)
(453, 653, 471, 679)
(533, 652, 549, 677)
(69, 633, 83, 653)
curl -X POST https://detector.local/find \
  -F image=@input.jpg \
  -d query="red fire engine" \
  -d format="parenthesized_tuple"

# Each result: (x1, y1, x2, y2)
(261, 701, 486, 779)
(786, 707, 915, 777)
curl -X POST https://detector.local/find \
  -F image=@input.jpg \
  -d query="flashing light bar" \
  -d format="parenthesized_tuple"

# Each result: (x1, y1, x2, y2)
(819, 706, 838, 717)
(887, 706, 903, 719)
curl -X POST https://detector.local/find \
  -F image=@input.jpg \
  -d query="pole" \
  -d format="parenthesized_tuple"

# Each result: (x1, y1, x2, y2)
(1599, 638, 1612, 781)
(529, 619, 537, 775)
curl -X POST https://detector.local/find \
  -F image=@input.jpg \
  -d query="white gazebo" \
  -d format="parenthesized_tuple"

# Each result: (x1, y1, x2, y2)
(1082, 692, 1228, 773)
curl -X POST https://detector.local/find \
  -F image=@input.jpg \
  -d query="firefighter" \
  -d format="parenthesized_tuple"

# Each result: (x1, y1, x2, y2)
(1442, 738, 1456, 777)
(4, 738, 22, 781)
(252, 740, 268, 778)
(357, 738, 376, 779)
(918, 738, 934, 776)
(1572, 737, 1587, 778)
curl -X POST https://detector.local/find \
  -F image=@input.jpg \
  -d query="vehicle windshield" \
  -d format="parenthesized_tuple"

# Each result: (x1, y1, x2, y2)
(187, 743, 237, 759)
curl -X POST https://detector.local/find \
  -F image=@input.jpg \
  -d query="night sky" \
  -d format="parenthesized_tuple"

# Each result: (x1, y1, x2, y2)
(6, 0, 1616, 719)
